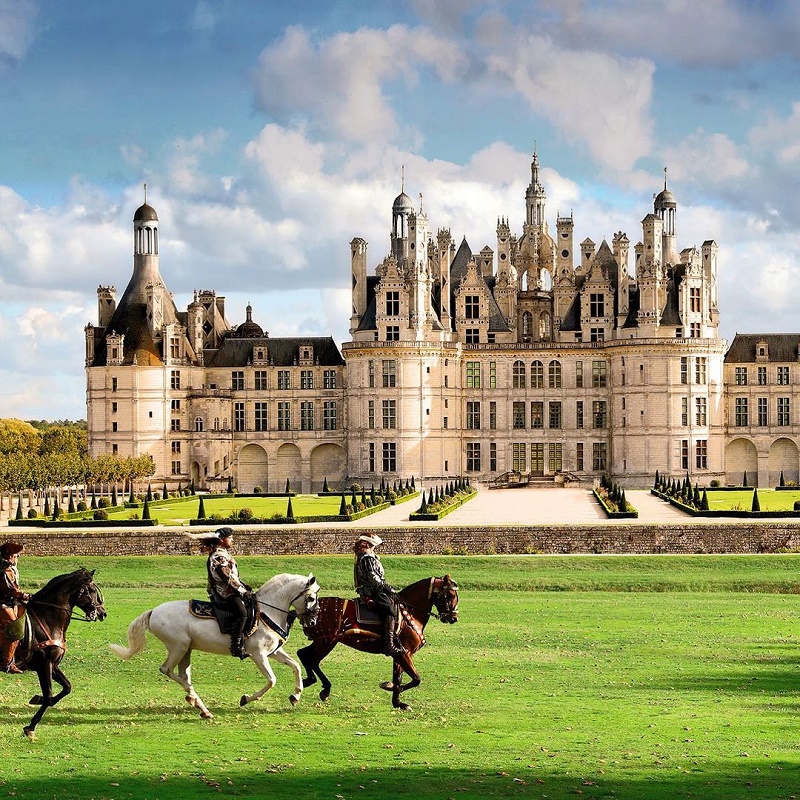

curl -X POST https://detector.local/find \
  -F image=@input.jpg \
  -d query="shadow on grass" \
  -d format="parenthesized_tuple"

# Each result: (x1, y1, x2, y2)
(2, 762, 799, 800)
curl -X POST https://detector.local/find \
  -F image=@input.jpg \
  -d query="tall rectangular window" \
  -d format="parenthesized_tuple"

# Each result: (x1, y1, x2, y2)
(680, 357, 688, 384)
(234, 402, 245, 432)
(590, 293, 604, 317)
(466, 442, 481, 471)
(778, 397, 790, 426)
(171, 460, 181, 475)
(531, 361, 544, 388)
(530, 401, 543, 429)
(489, 401, 497, 430)
(593, 401, 607, 429)
(386, 290, 400, 316)
(513, 401, 526, 429)
(758, 397, 768, 426)
(592, 442, 607, 472)
(323, 369, 336, 389)
(575, 361, 583, 388)
(576, 442, 584, 472)
(170, 337, 181, 360)
(278, 370, 290, 390)
(548, 401, 562, 429)
(466, 361, 481, 389)
(695, 397, 707, 426)
(112, 377, 118, 392)
(735, 397, 748, 426)
(254, 402, 268, 431)
(735, 366, 748, 385)
(690, 323, 701, 338)
(170, 370, 181, 390)
(382, 442, 397, 473)
(489, 442, 497, 472)
(758, 366, 767, 386)
(255, 370, 268, 390)
(549, 360, 562, 389)
(548, 443, 563, 472)
(512, 442, 527, 472)
(690, 287, 701, 312)
(231, 370, 244, 391)
(382, 399, 397, 429)
(368, 360, 375, 388)
(170, 419, 180, 432)
(301, 401, 314, 431)
(681, 397, 689, 426)
(489, 361, 496, 389)
(681, 439, 689, 470)
(466, 401, 481, 430)
(696, 440, 708, 469)
(778, 366, 790, 385)
(277, 402, 291, 431)
(368, 400, 375, 429)
(576, 400, 584, 429)
(170, 399, 180, 413)
(695, 357, 707, 385)
(300, 370, 314, 390)
(513, 361, 526, 389)
(368, 442, 375, 473)
(465, 295, 480, 319)
(323, 401, 337, 430)
(591, 360, 607, 388)
(382, 360, 397, 388)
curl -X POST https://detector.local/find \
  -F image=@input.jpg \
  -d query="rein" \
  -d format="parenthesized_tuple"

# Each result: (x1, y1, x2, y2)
(27, 600, 97, 622)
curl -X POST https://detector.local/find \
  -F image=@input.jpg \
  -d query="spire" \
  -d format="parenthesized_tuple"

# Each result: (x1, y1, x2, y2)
(663, 166, 668, 191)
(401, 165, 405, 194)
(143, 182, 147, 205)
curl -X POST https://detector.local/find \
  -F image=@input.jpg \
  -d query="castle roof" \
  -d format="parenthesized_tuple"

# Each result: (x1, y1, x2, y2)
(725, 333, 800, 363)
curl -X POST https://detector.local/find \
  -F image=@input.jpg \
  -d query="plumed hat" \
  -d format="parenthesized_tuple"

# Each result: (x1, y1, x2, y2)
(356, 533, 383, 547)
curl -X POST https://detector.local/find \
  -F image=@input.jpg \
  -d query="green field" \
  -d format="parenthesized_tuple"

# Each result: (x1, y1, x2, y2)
(103, 494, 346, 525)
(2, 555, 800, 800)
(706, 489, 800, 512)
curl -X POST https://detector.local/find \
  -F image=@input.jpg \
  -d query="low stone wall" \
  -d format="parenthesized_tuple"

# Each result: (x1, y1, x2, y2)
(7, 522, 800, 556)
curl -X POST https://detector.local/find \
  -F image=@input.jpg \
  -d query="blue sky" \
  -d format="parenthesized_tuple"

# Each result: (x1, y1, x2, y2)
(3, 0, 800, 419)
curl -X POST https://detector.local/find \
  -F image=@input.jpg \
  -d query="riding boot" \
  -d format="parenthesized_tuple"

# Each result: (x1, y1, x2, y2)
(1, 639, 22, 674)
(230, 636, 246, 659)
(383, 616, 405, 657)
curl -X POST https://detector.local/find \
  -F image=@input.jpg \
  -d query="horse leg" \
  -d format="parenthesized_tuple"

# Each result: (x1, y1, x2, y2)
(239, 648, 276, 708)
(268, 646, 304, 706)
(389, 655, 420, 711)
(298, 640, 335, 701)
(24, 662, 55, 738)
(159, 648, 213, 720)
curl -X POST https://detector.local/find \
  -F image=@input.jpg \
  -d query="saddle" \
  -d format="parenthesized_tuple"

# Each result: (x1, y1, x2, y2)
(190, 599, 258, 639)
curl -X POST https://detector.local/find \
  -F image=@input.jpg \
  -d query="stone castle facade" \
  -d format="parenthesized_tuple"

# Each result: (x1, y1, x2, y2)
(84, 153, 800, 490)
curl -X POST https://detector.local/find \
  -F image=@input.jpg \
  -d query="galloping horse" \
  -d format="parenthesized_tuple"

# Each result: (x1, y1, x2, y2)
(12, 568, 107, 738)
(110, 573, 319, 719)
(298, 574, 458, 710)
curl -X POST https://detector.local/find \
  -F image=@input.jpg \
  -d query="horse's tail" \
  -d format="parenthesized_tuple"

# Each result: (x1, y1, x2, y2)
(109, 609, 152, 660)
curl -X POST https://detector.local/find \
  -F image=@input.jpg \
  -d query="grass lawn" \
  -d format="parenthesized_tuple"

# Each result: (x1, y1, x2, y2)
(104, 494, 347, 525)
(706, 489, 800, 512)
(2, 555, 800, 800)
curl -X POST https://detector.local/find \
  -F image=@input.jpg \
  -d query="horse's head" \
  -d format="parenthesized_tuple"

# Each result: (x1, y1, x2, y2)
(432, 574, 459, 624)
(291, 573, 320, 628)
(72, 569, 107, 622)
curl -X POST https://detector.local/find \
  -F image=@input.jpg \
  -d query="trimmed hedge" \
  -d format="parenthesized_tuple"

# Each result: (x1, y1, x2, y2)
(409, 490, 477, 521)
(592, 489, 638, 519)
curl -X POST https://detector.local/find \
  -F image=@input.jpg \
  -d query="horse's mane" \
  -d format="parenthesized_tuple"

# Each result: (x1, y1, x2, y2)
(256, 572, 307, 595)
(31, 568, 93, 600)
(398, 576, 436, 598)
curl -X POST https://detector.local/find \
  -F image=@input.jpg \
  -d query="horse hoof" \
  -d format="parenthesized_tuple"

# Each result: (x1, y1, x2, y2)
(29, 695, 43, 706)
(394, 702, 410, 711)
(200, 710, 213, 720)
(23, 727, 36, 740)
(380, 681, 396, 692)
(319, 689, 330, 702)
(240, 695, 248, 707)
(289, 694, 300, 706)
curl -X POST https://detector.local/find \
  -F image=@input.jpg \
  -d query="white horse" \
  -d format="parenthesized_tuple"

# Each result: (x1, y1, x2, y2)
(110, 572, 319, 719)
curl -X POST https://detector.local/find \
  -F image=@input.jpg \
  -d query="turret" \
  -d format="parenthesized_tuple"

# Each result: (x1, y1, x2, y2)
(350, 237, 368, 333)
(97, 285, 116, 328)
(654, 168, 679, 266)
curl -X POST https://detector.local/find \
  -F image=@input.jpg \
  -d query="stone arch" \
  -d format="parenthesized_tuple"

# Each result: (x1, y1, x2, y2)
(539, 268, 552, 291)
(310, 443, 347, 492)
(725, 438, 758, 486)
(768, 437, 799, 486)
(276, 443, 302, 493)
(237, 444, 268, 494)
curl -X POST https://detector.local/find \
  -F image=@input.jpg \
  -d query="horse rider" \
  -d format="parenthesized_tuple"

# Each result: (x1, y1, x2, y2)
(353, 533, 405, 657)
(204, 527, 252, 659)
(1, 542, 31, 674)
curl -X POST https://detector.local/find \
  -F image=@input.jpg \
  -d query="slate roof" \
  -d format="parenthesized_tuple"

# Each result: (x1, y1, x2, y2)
(204, 336, 344, 368)
(725, 333, 800, 363)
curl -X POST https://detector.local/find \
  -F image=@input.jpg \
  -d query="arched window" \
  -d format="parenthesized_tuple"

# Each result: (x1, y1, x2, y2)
(512, 360, 526, 389)
(531, 360, 544, 389)
(539, 312, 551, 339)
(549, 360, 562, 389)
(522, 311, 532, 337)
(194, 417, 204, 432)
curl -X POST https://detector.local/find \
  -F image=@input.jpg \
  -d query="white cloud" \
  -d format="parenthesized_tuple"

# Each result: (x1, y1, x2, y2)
(252, 25, 467, 143)
(0, 0, 38, 63)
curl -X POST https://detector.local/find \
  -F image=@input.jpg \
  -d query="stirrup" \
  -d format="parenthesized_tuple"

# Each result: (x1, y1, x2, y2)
(3, 662, 23, 674)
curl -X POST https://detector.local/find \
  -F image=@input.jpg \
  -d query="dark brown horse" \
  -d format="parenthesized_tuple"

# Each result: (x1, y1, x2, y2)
(298, 575, 458, 710)
(12, 568, 107, 738)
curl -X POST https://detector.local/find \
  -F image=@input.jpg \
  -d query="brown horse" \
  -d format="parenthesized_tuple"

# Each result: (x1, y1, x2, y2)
(297, 575, 458, 710)
(12, 568, 107, 738)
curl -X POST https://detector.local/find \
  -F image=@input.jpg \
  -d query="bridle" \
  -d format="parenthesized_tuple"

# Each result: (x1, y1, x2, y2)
(28, 581, 106, 623)
(428, 577, 459, 623)
(256, 578, 320, 627)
